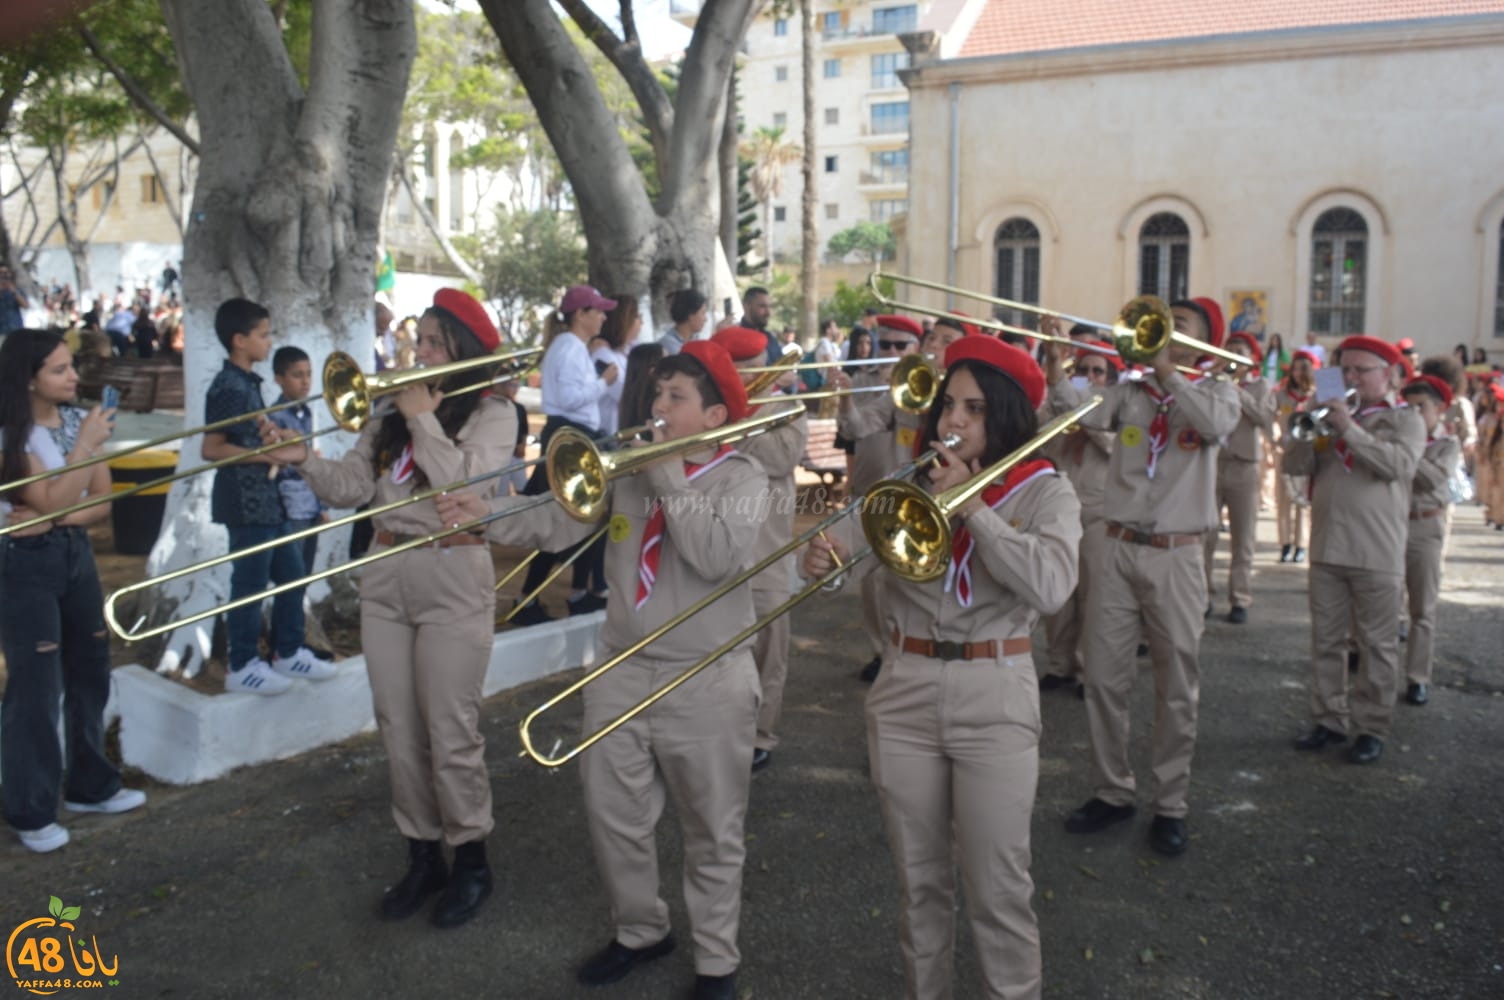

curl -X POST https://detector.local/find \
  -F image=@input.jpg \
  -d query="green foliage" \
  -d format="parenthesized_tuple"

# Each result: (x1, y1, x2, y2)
(736, 157, 761, 277)
(760, 268, 803, 332)
(821, 276, 893, 328)
(458, 207, 587, 342)
(826, 220, 896, 265)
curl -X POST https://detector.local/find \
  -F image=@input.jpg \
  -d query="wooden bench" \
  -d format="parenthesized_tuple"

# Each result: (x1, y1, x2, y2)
(800, 417, 846, 485)
(79, 358, 185, 412)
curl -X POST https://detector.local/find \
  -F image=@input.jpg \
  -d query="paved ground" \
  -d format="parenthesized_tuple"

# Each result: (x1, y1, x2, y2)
(3, 505, 1502, 999)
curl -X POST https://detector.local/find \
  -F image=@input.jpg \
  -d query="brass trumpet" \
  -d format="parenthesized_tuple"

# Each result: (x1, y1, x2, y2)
(2, 347, 539, 537)
(1289, 389, 1358, 442)
(862, 397, 1104, 582)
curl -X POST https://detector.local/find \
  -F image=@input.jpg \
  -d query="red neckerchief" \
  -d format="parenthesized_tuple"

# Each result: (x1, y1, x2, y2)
(944, 459, 1054, 607)
(635, 445, 734, 609)
(1141, 380, 1175, 479)
(1335, 400, 1394, 473)
(390, 443, 415, 484)
(1283, 383, 1313, 410)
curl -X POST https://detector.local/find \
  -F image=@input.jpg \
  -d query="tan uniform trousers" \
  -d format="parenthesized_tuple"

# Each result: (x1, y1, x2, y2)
(1308, 562, 1402, 738)
(1404, 516, 1445, 685)
(1275, 469, 1309, 549)
(866, 649, 1042, 1000)
(581, 650, 760, 976)
(862, 570, 886, 658)
(360, 546, 497, 846)
(752, 587, 791, 751)
(1042, 518, 1107, 679)
(1204, 457, 1261, 608)
(1083, 537, 1205, 818)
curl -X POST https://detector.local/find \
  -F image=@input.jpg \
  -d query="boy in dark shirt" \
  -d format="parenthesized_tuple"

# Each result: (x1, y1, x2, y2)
(201, 299, 333, 695)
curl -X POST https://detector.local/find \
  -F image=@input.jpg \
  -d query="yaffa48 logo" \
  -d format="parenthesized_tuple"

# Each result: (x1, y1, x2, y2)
(6, 895, 119, 994)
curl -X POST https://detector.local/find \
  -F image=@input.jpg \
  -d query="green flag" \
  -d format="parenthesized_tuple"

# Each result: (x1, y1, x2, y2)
(375, 250, 396, 293)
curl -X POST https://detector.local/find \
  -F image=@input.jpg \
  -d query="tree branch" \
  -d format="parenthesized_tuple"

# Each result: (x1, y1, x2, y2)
(556, 0, 673, 176)
(662, 0, 759, 213)
(139, 126, 184, 236)
(397, 164, 483, 287)
(78, 24, 201, 155)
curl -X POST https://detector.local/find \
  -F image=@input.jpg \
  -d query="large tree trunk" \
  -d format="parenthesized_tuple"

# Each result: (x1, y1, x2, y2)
(480, 0, 758, 324)
(798, 0, 818, 344)
(718, 66, 738, 275)
(131, 0, 414, 677)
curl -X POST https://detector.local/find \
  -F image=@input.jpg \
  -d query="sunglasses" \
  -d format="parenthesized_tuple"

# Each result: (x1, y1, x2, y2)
(877, 339, 913, 351)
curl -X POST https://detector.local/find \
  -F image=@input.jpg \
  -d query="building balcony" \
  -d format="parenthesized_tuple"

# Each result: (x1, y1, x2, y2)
(858, 169, 908, 191)
(858, 122, 910, 144)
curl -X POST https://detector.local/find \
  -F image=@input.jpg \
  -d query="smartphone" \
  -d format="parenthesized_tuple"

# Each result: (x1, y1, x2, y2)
(594, 359, 610, 376)
(723, 297, 734, 317)
(101, 384, 120, 411)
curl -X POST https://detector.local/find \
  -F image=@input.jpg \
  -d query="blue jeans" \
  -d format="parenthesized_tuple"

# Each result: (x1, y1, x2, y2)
(226, 522, 307, 670)
(1, 527, 121, 831)
(286, 517, 319, 578)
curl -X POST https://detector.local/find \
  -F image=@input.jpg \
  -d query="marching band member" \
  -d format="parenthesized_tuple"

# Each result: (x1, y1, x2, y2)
(265, 289, 515, 927)
(1274, 350, 1320, 563)
(436, 341, 766, 1000)
(803, 334, 1080, 1000)
(1400, 376, 1462, 706)
(712, 325, 808, 773)
(1038, 338, 1121, 694)
(827, 315, 924, 682)
(1048, 297, 1239, 856)
(1285, 336, 1424, 764)
(1203, 332, 1275, 623)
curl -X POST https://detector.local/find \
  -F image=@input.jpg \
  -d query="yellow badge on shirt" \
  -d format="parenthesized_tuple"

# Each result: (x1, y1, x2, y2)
(1313, 436, 1331, 453)
(608, 513, 632, 543)
(896, 426, 917, 448)
(1120, 425, 1143, 448)
(1279, 404, 1293, 417)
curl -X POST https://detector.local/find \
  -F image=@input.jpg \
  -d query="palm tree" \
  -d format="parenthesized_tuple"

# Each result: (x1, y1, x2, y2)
(741, 124, 802, 282)
(798, 0, 818, 346)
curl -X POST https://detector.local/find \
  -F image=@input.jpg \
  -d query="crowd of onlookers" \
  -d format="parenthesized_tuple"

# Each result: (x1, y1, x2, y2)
(1, 263, 187, 365)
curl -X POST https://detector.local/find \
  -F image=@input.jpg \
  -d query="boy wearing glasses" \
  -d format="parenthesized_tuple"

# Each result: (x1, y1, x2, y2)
(1284, 336, 1424, 765)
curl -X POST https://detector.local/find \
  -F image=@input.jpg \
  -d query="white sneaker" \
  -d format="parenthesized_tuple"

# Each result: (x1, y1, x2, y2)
(64, 788, 147, 815)
(225, 659, 293, 696)
(16, 823, 69, 853)
(272, 646, 337, 681)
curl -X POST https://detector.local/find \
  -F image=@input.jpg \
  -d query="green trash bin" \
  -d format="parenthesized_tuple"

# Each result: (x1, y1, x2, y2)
(107, 449, 177, 556)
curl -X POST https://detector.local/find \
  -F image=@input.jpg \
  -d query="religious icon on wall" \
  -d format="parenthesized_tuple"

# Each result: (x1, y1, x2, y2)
(1226, 290, 1269, 340)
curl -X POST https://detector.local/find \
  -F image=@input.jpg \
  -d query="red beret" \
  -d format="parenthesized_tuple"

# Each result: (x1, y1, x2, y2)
(711, 326, 769, 363)
(1191, 297, 1225, 348)
(1396, 337, 1416, 352)
(945, 334, 1046, 410)
(679, 340, 749, 423)
(1076, 340, 1124, 372)
(1291, 348, 1322, 370)
(1226, 332, 1263, 365)
(874, 315, 923, 340)
(1338, 335, 1401, 368)
(1403, 375, 1453, 408)
(433, 288, 501, 352)
(933, 312, 978, 339)
(1491, 383, 1504, 405)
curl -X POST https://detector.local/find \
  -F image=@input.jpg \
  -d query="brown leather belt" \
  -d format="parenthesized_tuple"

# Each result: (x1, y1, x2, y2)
(1409, 508, 1445, 521)
(1106, 522, 1203, 549)
(374, 529, 487, 550)
(891, 629, 1031, 662)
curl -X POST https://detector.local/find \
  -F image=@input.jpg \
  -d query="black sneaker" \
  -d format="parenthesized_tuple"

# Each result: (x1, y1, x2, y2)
(1279, 544, 1292, 563)
(1038, 673, 1076, 691)
(567, 592, 608, 615)
(576, 936, 676, 987)
(859, 656, 882, 683)
(1064, 797, 1136, 834)
(1292, 547, 1306, 563)
(510, 599, 554, 627)
(1226, 606, 1248, 625)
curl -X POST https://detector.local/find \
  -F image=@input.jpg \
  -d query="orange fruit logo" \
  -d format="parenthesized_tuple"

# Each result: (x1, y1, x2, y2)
(6, 896, 120, 994)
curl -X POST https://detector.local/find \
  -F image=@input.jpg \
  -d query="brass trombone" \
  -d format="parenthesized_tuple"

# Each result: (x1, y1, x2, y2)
(862, 397, 1104, 582)
(2, 347, 539, 537)
(518, 434, 960, 767)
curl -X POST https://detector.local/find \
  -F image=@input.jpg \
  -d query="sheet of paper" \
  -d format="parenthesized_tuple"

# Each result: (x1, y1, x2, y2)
(1314, 366, 1346, 404)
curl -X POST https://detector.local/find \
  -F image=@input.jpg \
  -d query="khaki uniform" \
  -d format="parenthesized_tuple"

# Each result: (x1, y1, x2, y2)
(1039, 387, 1114, 680)
(1053, 372, 1239, 818)
(1283, 397, 1425, 738)
(824, 469, 1081, 1000)
(485, 449, 768, 976)
(1405, 434, 1460, 685)
(299, 398, 513, 846)
(839, 374, 925, 659)
(1273, 383, 1315, 550)
(1204, 376, 1275, 608)
(737, 415, 809, 752)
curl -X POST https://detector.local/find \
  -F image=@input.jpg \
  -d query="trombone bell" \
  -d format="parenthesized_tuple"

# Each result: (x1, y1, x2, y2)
(860, 480, 950, 583)
(1111, 296, 1174, 363)
(322, 353, 373, 432)
(891, 353, 940, 415)
(547, 428, 611, 523)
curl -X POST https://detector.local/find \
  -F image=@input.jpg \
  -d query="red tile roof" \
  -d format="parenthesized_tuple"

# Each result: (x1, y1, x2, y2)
(957, 0, 1504, 59)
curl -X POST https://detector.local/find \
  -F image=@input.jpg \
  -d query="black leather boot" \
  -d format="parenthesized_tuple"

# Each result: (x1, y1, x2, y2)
(379, 839, 447, 921)
(432, 839, 492, 928)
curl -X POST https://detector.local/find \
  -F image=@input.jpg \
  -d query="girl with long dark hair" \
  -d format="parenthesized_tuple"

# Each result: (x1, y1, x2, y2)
(804, 336, 1080, 1000)
(2, 330, 145, 854)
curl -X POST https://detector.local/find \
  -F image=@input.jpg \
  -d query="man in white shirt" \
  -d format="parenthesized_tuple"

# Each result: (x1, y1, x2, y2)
(1302, 331, 1327, 366)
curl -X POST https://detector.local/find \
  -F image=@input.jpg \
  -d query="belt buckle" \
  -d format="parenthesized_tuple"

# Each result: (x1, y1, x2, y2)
(933, 639, 966, 661)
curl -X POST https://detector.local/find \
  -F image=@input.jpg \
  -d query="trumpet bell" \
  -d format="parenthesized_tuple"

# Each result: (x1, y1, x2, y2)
(892, 353, 939, 414)
(547, 427, 610, 523)
(1112, 296, 1174, 363)
(322, 352, 373, 432)
(860, 480, 950, 583)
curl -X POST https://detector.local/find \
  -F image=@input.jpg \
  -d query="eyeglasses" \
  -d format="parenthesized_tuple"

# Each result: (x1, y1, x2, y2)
(1340, 365, 1387, 377)
(1078, 365, 1109, 376)
(877, 339, 913, 351)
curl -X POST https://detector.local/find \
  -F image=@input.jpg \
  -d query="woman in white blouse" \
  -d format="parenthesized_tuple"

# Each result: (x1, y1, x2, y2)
(512, 286, 620, 625)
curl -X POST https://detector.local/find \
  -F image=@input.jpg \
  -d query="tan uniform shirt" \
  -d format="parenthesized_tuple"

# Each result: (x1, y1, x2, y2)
(1282, 395, 1425, 574)
(736, 414, 808, 594)
(1223, 376, 1275, 463)
(1052, 373, 1240, 534)
(298, 397, 515, 533)
(1411, 434, 1461, 515)
(1041, 384, 1114, 523)
(828, 470, 1082, 641)
(839, 369, 923, 495)
(486, 449, 770, 667)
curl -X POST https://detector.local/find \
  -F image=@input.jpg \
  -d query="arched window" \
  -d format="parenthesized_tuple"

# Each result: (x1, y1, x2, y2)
(1138, 212, 1189, 301)
(1308, 207, 1368, 335)
(994, 217, 1040, 329)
